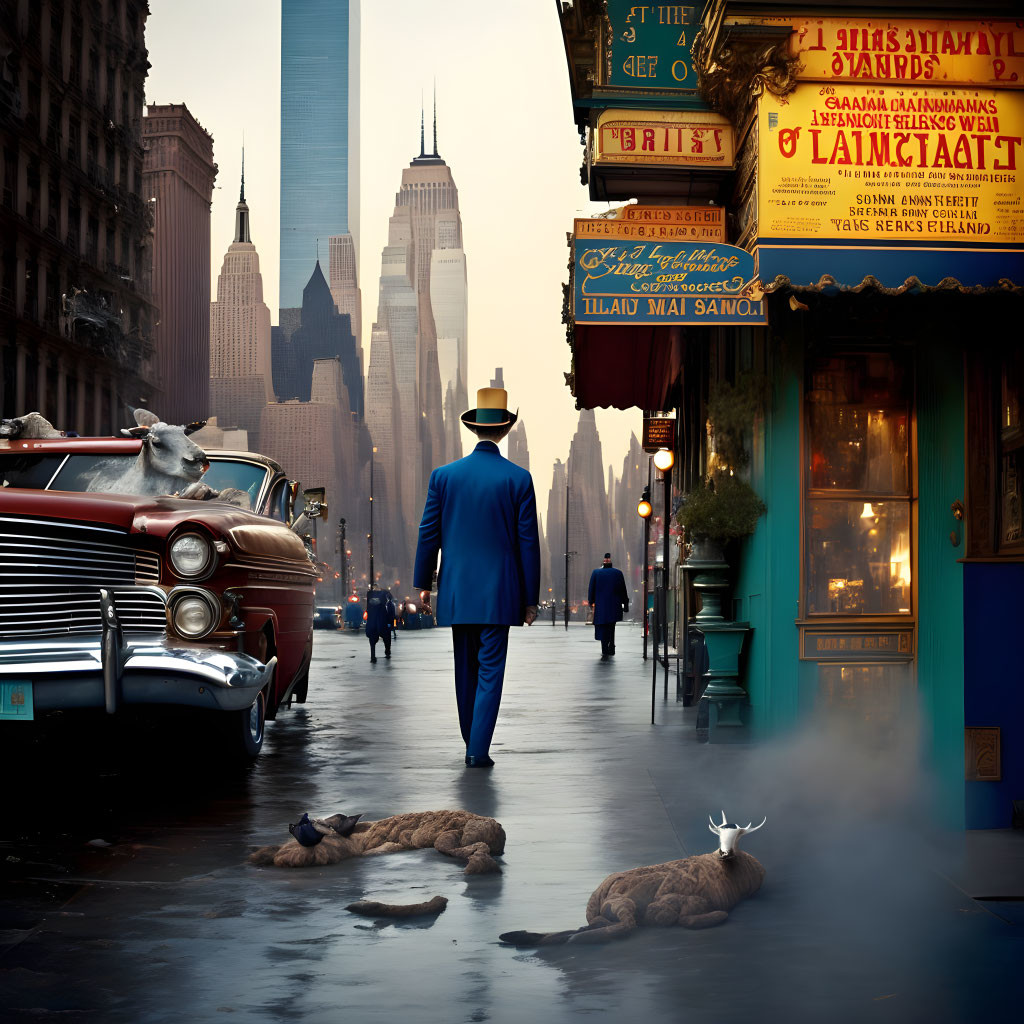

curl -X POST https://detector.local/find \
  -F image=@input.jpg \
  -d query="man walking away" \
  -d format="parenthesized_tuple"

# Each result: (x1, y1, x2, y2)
(365, 585, 396, 663)
(588, 553, 629, 659)
(414, 386, 541, 767)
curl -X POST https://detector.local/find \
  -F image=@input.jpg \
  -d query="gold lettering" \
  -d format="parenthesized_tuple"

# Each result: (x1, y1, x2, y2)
(626, 5, 649, 23)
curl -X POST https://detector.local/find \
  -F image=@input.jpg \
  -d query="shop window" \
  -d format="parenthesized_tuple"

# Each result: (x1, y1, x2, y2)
(805, 352, 912, 616)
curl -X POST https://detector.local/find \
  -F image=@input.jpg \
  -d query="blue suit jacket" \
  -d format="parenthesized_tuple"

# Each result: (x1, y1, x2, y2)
(413, 441, 541, 626)
(588, 565, 629, 624)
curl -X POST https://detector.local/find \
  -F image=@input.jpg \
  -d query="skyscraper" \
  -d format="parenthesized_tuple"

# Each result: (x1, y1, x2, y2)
(209, 157, 273, 449)
(364, 110, 469, 571)
(279, 0, 359, 313)
(142, 103, 217, 423)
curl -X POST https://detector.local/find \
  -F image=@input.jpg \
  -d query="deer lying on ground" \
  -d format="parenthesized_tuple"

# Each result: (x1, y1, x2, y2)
(249, 809, 506, 878)
(499, 812, 766, 946)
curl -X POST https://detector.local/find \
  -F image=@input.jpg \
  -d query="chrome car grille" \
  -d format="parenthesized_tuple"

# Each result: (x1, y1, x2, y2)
(0, 587, 167, 639)
(0, 517, 165, 638)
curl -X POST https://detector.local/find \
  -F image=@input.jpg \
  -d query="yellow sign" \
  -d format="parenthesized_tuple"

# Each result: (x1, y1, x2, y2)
(758, 84, 1024, 245)
(732, 17, 1024, 88)
(594, 109, 735, 168)
(577, 206, 725, 242)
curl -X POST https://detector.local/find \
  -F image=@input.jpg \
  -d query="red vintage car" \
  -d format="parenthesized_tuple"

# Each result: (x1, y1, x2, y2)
(0, 433, 318, 759)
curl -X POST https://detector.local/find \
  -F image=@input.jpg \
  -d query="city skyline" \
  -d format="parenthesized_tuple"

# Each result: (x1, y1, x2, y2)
(143, 0, 639, 528)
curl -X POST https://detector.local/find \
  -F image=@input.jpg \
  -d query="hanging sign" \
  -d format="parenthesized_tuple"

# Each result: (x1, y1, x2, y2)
(605, 0, 700, 95)
(578, 206, 726, 242)
(594, 109, 736, 169)
(573, 222, 765, 325)
(643, 417, 676, 452)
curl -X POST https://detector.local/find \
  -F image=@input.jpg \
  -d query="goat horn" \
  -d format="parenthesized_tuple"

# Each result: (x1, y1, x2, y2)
(738, 817, 767, 836)
(720, 810, 728, 826)
(708, 823, 719, 836)
(708, 815, 720, 834)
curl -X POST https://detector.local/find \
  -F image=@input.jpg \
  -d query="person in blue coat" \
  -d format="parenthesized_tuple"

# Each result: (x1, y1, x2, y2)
(414, 386, 541, 767)
(588, 553, 629, 658)
(365, 585, 396, 663)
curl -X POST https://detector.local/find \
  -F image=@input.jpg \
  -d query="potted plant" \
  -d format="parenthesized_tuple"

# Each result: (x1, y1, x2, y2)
(677, 472, 766, 556)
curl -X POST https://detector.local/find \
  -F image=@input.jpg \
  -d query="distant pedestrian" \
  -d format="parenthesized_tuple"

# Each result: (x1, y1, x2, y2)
(588, 553, 629, 659)
(366, 585, 396, 663)
(414, 386, 541, 768)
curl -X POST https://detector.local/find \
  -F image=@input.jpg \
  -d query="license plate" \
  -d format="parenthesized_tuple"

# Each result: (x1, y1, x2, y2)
(0, 681, 34, 721)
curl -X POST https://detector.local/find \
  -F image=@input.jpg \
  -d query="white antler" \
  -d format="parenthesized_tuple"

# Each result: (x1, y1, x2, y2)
(708, 814, 720, 836)
(738, 816, 767, 836)
(720, 810, 728, 826)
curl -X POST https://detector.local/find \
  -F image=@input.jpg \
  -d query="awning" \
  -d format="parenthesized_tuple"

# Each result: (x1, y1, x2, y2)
(756, 243, 1024, 292)
(569, 324, 683, 411)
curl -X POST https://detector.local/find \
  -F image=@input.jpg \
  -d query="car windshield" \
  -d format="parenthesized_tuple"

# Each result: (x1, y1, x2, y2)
(202, 459, 269, 508)
(0, 452, 130, 491)
(0, 452, 269, 506)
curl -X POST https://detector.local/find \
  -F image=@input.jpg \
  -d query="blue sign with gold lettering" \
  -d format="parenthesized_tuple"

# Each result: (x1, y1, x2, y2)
(573, 223, 766, 326)
(607, 1, 699, 94)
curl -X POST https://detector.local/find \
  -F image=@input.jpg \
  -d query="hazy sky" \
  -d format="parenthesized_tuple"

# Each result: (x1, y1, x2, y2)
(145, 0, 640, 527)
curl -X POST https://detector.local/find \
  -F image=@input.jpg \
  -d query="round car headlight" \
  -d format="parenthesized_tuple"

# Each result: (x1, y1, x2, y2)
(169, 532, 213, 577)
(172, 593, 218, 639)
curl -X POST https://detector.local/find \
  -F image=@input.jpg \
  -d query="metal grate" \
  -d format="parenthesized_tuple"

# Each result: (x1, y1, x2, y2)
(0, 516, 160, 587)
(0, 587, 167, 639)
(0, 517, 165, 638)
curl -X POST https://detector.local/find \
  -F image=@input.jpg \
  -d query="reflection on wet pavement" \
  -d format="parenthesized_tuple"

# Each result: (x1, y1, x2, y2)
(0, 625, 1019, 1022)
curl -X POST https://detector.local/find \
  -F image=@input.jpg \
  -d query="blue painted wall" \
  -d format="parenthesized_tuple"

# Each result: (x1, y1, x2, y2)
(964, 562, 1024, 829)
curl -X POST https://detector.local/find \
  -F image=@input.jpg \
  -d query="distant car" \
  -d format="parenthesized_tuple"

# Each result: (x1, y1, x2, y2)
(313, 605, 342, 629)
(0, 434, 318, 760)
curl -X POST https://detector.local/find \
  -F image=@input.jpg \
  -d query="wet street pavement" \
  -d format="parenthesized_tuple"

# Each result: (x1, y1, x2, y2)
(1, 623, 1021, 1023)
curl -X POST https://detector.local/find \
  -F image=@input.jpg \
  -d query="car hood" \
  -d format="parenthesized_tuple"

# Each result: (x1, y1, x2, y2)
(0, 487, 281, 542)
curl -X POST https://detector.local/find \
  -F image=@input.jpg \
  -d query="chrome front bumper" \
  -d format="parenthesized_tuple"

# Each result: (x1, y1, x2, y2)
(0, 637, 274, 715)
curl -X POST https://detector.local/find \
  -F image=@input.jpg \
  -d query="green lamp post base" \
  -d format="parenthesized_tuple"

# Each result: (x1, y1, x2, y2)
(696, 621, 750, 743)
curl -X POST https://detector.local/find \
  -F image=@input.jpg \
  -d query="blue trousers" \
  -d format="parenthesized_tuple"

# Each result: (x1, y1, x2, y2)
(452, 625, 510, 758)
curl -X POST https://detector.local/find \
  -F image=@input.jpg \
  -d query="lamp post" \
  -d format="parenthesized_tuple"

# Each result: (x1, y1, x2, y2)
(652, 447, 675, 699)
(637, 483, 652, 660)
(338, 517, 347, 604)
(368, 446, 376, 587)
(564, 472, 571, 631)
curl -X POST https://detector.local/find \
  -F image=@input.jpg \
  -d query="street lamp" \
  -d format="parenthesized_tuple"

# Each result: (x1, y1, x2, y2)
(638, 484, 652, 659)
(368, 446, 377, 588)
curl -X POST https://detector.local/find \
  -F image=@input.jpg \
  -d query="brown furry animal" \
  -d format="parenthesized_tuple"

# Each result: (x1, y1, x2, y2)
(248, 809, 505, 876)
(500, 817, 766, 946)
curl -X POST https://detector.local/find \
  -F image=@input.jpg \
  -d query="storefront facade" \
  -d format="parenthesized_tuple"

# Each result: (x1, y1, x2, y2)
(558, 0, 1022, 829)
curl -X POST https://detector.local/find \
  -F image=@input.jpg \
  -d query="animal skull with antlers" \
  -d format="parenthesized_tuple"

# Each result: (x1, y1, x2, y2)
(708, 811, 766, 859)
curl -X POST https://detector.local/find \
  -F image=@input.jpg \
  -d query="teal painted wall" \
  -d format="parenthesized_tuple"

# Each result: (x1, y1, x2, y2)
(916, 342, 966, 830)
(733, 331, 805, 735)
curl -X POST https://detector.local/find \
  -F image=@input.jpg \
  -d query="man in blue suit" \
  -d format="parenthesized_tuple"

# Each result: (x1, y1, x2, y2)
(414, 387, 541, 768)
(588, 553, 629, 659)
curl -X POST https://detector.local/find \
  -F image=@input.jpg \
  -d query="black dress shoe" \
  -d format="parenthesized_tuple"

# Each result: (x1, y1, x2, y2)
(465, 755, 495, 768)
(370, 655, 377, 663)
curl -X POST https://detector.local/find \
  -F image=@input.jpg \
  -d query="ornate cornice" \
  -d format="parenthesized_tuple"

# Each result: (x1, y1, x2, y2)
(697, 34, 800, 125)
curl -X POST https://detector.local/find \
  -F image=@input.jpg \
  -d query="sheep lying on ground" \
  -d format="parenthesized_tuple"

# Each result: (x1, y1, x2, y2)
(249, 809, 506, 876)
(500, 812, 766, 946)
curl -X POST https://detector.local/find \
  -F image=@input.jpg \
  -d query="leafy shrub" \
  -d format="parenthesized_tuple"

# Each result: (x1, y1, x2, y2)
(677, 473, 766, 542)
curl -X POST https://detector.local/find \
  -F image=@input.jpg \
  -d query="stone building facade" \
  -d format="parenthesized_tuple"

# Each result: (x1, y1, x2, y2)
(0, 0, 156, 433)
(142, 102, 216, 424)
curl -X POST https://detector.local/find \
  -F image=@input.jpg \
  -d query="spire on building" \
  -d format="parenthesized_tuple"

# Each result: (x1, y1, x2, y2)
(419, 102, 425, 159)
(432, 81, 439, 158)
(234, 147, 251, 244)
